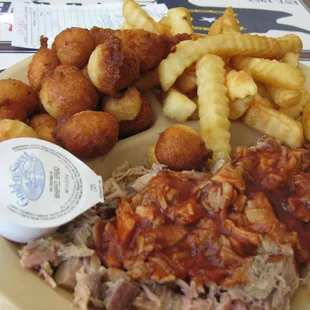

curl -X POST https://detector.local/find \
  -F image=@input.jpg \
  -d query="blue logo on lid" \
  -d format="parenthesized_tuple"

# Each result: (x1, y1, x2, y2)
(9, 152, 45, 207)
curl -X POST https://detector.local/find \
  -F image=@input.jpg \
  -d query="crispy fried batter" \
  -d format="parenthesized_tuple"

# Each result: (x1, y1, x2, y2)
(28, 113, 61, 145)
(53, 111, 119, 159)
(52, 27, 95, 68)
(27, 37, 60, 90)
(88, 35, 140, 95)
(40, 65, 99, 118)
(114, 29, 186, 73)
(119, 95, 153, 138)
(89, 27, 116, 46)
(155, 124, 211, 171)
(102, 87, 153, 138)
(0, 119, 38, 142)
(0, 79, 39, 121)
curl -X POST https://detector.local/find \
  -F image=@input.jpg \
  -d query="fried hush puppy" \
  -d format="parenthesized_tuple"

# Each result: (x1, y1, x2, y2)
(53, 111, 119, 159)
(40, 65, 99, 118)
(52, 27, 94, 68)
(88, 35, 140, 95)
(155, 124, 212, 171)
(89, 27, 116, 46)
(102, 87, 153, 138)
(114, 29, 190, 73)
(28, 113, 61, 145)
(0, 119, 38, 142)
(27, 36, 60, 90)
(0, 79, 40, 121)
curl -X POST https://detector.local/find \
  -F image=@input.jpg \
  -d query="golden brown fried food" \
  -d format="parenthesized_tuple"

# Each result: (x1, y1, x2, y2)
(114, 29, 183, 73)
(40, 65, 99, 117)
(155, 124, 211, 171)
(102, 87, 142, 121)
(102, 87, 153, 138)
(0, 119, 38, 142)
(52, 27, 94, 68)
(81, 63, 90, 80)
(53, 111, 119, 159)
(28, 113, 61, 145)
(119, 96, 153, 138)
(89, 27, 116, 46)
(88, 36, 140, 95)
(27, 37, 60, 90)
(0, 79, 39, 121)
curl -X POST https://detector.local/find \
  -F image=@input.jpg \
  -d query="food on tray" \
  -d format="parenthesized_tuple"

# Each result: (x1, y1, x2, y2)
(0, 79, 39, 121)
(28, 113, 61, 145)
(89, 27, 116, 46)
(174, 63, 197, 94)
(231, 56, 305, 89)
(162, 88, 196, 122)
(276, 33, 303, 54)
(196, 54, 231, 165)
(118, 97, 152, 138)
(155, 124, 211, 171)
(0, 119, 38, 141)
(122, 0, 158, 33)
(208, 7, 240, 35)
(114, 29, 183, 73)
(102, 87, 153, 138)
(158, 33, 282, 91)
(225, 69, 257, 101)
(103, 87, 142, 121)
(279, 89, 310, 119)
(134, 68, 159, 91)
(167, 7, 193, 35)
(88, 36, 140, 95)
(27, 37, 60, 90)
(264, 84, 302, 108)
(228, 96, 254, 120)
(242, 100, 304, 148)
(53, 111, 119, 159)
(40, 65, 99, 117)
(19, 136, 310, 310)
(52, 27, 95, 68)
(282, 51, 300, 68)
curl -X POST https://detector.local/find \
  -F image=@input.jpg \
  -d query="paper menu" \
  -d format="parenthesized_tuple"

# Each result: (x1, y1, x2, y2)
(12, 2, 168, 49)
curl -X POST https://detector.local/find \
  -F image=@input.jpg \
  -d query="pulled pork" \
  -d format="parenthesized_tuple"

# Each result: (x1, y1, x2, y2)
(19, 137, 310, 309)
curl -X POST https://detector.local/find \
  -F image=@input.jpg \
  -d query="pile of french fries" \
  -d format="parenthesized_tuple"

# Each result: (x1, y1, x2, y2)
(122, 0, 310, 167)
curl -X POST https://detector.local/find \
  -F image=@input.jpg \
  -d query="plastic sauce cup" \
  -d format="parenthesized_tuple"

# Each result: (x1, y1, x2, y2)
(0, 138, 104, 243)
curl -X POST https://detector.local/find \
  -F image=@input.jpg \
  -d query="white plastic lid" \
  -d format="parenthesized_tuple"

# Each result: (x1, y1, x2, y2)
(0, 138, 104, 243)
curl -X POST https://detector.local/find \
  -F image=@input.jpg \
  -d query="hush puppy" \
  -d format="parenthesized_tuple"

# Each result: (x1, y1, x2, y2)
(53, 111, 119, 159)
(155, 125, 211, 171)
(28, 113, 61, 145)
(114, 29, 185, 73)
(0, 79, 40, 121)
(52, 27, 94, 68)
(88, 35, 140, 95)
(0, 119, 38, 142)
(27, 37, 60, 90)
(89, 27, 116, 46)
(40, 65, 99, 118)
(102, 87, 153, 138)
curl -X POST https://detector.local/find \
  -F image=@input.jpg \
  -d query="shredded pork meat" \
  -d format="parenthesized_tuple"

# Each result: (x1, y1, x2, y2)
(18, 137, 310, 309)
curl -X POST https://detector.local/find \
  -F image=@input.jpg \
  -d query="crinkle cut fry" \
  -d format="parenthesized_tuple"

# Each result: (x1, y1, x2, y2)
(276, 34, 303, 54)
(196, 54, 231, 165)
(208, 7, 240, 35)
(242, 101, 304, 149)
(231, 56, 305, 90)
(158, 33, 282, 91)
(122, 0, 158, 34)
